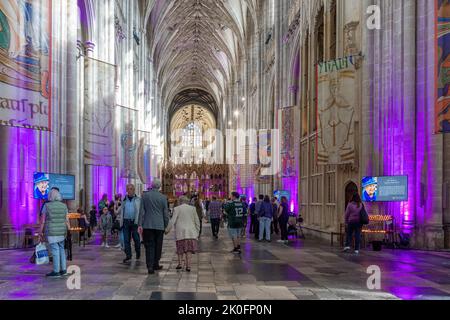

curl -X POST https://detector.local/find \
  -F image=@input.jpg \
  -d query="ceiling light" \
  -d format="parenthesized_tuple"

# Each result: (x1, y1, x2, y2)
(234, 110, 239, 117)
(228, 121, 232, 126)
(241, 97, 246, 102)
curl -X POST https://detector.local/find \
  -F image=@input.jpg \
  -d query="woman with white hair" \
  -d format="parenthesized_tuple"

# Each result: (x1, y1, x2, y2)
(38, 189, 70, 278)
(165, 196, 200, 272)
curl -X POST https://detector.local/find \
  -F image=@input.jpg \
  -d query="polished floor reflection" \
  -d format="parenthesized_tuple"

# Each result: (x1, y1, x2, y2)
(0, 225, 449, 300)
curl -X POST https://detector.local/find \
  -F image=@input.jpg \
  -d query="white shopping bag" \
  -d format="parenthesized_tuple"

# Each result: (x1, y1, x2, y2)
(35, 242, 49, 265)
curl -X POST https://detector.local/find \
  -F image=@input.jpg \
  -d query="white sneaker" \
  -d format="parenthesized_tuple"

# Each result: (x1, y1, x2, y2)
(114, 244, 121, 248)
(105, 243, 110, 248)
(354, 250, 359, 255)
(277, 240, 285, 243)
(101, 242, 105, 247)
(342, 247, 351, 252)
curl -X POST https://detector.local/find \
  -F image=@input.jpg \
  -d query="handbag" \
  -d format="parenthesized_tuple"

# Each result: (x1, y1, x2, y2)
(35, 242, 49, 265)
(29, 252, 36, 264)
(360, 205, 370, 225)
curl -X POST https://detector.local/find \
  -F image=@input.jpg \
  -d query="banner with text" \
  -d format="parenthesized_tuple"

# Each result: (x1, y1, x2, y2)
(317, 56, 356, 165)
(0, 0, 52, 131)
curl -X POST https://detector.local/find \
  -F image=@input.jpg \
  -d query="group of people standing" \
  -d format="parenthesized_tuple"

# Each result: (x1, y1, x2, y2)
(248, 195, 290, 244)
(37, 180, 295, 278)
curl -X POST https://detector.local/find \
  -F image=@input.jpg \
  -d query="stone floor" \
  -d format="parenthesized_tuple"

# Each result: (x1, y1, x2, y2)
(0, 224, 450, 300)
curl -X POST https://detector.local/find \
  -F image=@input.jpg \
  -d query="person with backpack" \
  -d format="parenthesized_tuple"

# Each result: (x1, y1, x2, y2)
(343, 193, 366, 255)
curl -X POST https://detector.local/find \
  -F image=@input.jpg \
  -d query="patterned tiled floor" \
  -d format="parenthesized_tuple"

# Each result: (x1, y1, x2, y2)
(0, 224, 449, 300)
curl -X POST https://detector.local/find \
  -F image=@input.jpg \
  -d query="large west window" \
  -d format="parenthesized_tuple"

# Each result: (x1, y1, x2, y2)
(182, 122, 203, 148)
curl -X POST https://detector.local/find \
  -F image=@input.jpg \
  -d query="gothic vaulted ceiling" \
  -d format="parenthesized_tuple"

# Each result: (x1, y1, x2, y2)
(146, 0, 257, 114)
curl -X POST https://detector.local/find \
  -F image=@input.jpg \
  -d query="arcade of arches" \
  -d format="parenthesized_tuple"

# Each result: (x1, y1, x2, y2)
(0, 0, 450, 283)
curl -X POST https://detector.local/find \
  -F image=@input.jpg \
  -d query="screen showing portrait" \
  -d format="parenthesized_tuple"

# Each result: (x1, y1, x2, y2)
(274, 190, 291, 203)
(33, 172, 75, 200)
(362, 176, 408, 202)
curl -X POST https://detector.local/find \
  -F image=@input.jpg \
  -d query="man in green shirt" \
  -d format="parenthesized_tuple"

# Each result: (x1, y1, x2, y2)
(224, 192, 245, 254)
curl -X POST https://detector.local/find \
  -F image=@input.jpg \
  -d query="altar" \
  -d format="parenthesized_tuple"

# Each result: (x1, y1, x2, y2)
(162, 162, 229, 199)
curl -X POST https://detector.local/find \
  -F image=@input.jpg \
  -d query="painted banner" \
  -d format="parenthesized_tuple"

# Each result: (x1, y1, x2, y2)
(119, 106, 137, 179)
(254, 130, 272, 184)
(280, 107, 296, 177)
(0, 0, 52, 131)
(84, 57, 117, 167)
(137, 131, 152, 185)
(436, 0, 450, 133)
(317, 56, 356, 165)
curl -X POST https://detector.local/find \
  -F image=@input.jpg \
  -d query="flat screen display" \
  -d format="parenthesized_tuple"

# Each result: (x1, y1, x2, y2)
(33, 172, 75, 200)
(362, 176, 408, 202)
(274, 190, 291, 203)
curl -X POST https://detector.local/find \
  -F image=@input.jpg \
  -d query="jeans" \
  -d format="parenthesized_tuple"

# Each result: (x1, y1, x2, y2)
(272, 217, 279, 234)
(119, 228, 124, 247)
(143, 229, 164, 270)
(279, 219, 288, 240)
(345, 223, 362, 250)
(211, 218, 221, 237)
(50, 241, 67, 273)
(249, 214, 257, 234)
(123, 220, 141, 258)
(259, 217, 272, 241)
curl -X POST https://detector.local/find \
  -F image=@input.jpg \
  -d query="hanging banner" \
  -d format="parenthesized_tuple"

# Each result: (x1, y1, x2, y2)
(137, 131, 152, 185)
(118, 105, 137, 179)
(436, 0, 450, 133)
(84, 57, 117, 167)
(280, 107, 296, 177)
(254, 130, 272, 184)
(316, 56, 356, 165)
(0, 0, 52, 131)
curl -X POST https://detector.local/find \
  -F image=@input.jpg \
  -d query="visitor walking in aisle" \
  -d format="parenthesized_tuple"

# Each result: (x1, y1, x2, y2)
(166, 196, 200, 272)
(139, 179, 170, 274)
(224, 192, 245, 254)
(277, 196, 290, 244)
(343, 193, 364, 255)
(271, 197, 279, 235)
(258, 196, 274, 242)
(38, 189, 70, 278)
(240, 196, 249, 238)
(88, 205, 98, 241)
(204, 197, 211, 220)
(209, 196, 223, 239)
(254, 195, 264, 240)
(100, 207, 113, 248)
(249, 198, 257, 234)
(78, 208, 90, 243)
(117, 184, 142, 264)
(194, 197, 204, 236)
(113, 196, 124, 249)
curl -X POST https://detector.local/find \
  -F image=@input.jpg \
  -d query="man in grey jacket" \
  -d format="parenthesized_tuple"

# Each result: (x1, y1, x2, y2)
(138, 179, 169, 274)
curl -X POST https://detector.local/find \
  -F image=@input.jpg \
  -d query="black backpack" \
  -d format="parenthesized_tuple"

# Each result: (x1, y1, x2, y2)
(360, 204, 369, 225)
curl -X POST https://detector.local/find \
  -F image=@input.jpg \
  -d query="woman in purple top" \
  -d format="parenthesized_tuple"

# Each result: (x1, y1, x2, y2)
(343, 193, 363, 254)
